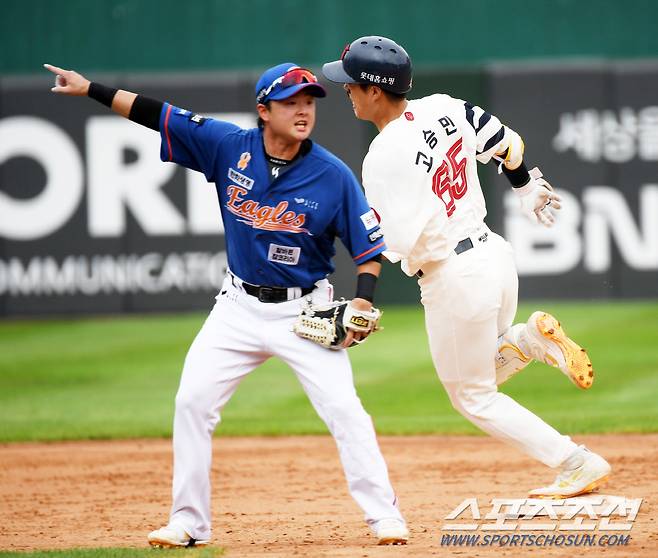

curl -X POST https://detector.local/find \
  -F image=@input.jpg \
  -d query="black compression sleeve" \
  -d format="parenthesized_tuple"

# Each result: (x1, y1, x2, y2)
(502, 161, 531, 187)
(88, 82, 117, 108)
(355, 272, 378, 303)
(128, 95, 164, 131)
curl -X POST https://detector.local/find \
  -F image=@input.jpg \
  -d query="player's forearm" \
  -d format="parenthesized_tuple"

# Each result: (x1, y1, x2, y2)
(88, 83, 135, 117)
(502, 159, 531, 187)
(89, 83, 162, 131)
(44, 65, 163, 131)
(356, 259, 381, 278)
(354, 257, 381, 305)
(112, 90, 137, 118)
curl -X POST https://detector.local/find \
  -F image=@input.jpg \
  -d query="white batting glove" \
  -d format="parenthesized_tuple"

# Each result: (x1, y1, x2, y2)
(512, 167, 562, 227)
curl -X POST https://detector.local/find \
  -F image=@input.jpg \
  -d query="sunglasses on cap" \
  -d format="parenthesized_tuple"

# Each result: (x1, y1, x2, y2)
(256, 68, 319, 104)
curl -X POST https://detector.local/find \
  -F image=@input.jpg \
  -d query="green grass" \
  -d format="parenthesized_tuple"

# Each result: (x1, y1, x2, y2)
(0, 548, 222, 558)
(1, 301, 657, 442)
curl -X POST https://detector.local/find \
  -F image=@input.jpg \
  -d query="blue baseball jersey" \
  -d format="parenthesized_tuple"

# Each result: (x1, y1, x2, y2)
(159, 103, 386, 288)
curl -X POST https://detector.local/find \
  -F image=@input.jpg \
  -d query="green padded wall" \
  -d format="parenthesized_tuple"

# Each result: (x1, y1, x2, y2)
(3, 0, 658, 75)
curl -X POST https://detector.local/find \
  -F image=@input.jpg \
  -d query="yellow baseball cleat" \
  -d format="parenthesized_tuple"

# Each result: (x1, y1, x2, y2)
(529, 447, 611, 499)
(525, 311, 594, 389)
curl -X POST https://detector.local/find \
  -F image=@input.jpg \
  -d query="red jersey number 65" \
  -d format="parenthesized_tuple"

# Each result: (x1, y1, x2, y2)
(431, 138, 468, 217)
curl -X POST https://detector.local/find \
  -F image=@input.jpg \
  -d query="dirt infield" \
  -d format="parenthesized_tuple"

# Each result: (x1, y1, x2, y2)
(1, 434, 656, 556)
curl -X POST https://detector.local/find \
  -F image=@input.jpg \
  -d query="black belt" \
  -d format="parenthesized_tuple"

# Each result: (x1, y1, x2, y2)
(415, 236, 482, 278)
(241, 281, 314, 303)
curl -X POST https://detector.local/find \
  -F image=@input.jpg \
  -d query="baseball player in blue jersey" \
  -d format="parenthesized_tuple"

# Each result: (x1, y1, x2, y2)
(44, 62, 409, 547)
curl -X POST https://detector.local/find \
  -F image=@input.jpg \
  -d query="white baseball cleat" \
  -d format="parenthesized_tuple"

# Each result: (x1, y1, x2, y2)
(524, 311, 594, 389)
(529, 447, 611, 499)
(147, 523, 209, 548)
(372, 518, 409, 545)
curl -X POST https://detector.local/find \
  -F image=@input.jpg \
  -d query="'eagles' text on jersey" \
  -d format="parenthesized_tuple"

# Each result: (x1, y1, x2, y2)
(159, 104, 386, 288)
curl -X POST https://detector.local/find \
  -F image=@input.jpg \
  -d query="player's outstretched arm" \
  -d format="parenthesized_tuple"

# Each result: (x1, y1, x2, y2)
(44, 63, 140, 122)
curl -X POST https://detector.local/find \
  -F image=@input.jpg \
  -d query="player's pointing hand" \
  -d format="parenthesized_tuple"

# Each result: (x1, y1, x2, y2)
(43, 64, 90, 96)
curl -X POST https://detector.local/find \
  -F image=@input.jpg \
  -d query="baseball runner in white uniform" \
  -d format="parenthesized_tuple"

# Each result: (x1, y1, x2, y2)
(323, 36, 611, 499)
(44, 62, 409, 547)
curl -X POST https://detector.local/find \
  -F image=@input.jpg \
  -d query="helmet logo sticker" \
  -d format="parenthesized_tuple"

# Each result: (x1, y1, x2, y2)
(359, 72, 396, 86)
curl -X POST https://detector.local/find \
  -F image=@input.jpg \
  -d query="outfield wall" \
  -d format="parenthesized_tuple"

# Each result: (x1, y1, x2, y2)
(1, 63, 656, 316)
(3, 0, 658, 75)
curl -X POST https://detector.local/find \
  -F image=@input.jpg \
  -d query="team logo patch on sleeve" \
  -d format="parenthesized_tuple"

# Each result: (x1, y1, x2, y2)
(360, 209, 379, 230)
(189, 113, 207, 125)
(368, 229, 383, 243)
(268, 244, 301, 265)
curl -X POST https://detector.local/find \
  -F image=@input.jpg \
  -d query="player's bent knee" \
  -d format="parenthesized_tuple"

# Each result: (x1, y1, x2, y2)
(444, 382, 499, 420)
(174, 388, 209, 415)
(319, 399, 372, 433)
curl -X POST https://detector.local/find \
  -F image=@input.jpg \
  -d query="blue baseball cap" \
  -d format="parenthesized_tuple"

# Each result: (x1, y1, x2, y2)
(255, 63, 326, 104)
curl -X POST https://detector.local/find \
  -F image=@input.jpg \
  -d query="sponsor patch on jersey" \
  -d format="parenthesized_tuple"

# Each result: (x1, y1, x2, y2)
(404, 111, 414, 121)
(360, 209, 379, 231)
(189, 113, 207, 125)
(267, 243, 301, 266)
(238, 152, 251, 171)
(228, 168, 254, 190)
(368, 229, 384, 243)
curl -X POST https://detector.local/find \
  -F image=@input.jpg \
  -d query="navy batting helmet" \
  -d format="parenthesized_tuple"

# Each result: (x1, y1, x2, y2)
(322, 36, 412, 94)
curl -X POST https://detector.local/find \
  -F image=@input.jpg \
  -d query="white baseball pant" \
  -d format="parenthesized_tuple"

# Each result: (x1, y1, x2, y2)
(168, 274, 402, 541)
(419, 228, 578, 468)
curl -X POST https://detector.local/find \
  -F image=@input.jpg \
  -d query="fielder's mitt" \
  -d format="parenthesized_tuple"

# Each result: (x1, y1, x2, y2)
(293, 299, 382, 349)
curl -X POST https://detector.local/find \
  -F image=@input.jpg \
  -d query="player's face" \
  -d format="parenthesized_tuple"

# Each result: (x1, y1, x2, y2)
(263, 91, 316, 143)
(343, 84, 372, 120)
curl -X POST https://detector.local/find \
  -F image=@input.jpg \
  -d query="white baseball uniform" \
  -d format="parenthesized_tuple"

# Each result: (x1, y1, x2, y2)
(362, 94, 579, 468)
(171, 275, 403, 541)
